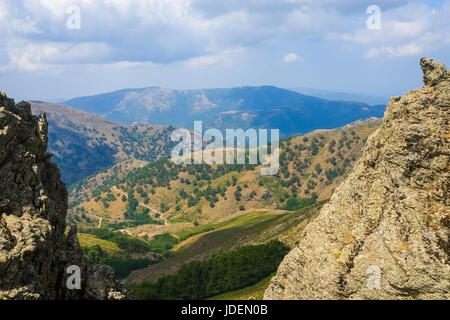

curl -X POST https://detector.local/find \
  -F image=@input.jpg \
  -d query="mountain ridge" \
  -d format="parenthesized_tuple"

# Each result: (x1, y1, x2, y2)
(63, 85, 386, 137)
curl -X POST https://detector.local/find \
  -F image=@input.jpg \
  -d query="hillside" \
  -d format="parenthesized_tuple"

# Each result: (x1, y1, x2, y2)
(30, 102, 176, 184)
(67, 119, 381, 285)
(63, 86, 385, 137)
(68, 159, 149, 206)
(265, 58, 450, 300)
(69, 119, 380, 229)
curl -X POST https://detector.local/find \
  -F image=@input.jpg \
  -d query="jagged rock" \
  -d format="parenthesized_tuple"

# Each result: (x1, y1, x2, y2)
(0, 95, 128, 300)
(265, 58, 449, 300)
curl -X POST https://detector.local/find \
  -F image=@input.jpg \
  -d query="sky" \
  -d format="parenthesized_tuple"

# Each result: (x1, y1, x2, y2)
(0, 0, 449, 102)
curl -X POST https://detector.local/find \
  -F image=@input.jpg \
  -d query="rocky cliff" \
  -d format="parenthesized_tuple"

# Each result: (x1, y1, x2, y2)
(265, 58, 449, 300)
(0, 94, 127, 299)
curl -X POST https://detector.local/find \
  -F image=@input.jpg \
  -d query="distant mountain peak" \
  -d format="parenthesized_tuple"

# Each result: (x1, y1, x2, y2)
(63, 85, 386, 137)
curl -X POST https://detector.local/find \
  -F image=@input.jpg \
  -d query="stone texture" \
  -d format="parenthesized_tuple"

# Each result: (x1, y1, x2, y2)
(0, 95, 128, 299)
(265, 58, 449, 300)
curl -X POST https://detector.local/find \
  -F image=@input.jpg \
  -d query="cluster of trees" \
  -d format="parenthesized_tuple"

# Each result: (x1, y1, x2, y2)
(279, 129, 365, 197)
(82, 229, 160, 278)
(119, 159, 254, 193)
(148, 233, 179, 254)
(178, 183, 228, 208)
(82, 244, 154, 278)
(131, 240, 290, 300)
(88, 229, 153, 253)
(121, 191, 159, 226)
(116, 126, 176, 161)
(108, 216, 163, 230)
(325, 166, 346, 183)
(284, 196, 316, 211)
(136, 186, 149, 203)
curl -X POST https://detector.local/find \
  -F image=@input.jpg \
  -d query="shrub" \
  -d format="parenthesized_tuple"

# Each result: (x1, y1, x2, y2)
(148, 233, 179, 253)
(284, 197, 316, 211)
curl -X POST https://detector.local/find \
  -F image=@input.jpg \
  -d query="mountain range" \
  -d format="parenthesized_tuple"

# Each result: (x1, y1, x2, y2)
(64, 86, 386, 137)
(290, 87, 388, 105)
(27, 86, 387, 185)
(1, 58, 447, 301)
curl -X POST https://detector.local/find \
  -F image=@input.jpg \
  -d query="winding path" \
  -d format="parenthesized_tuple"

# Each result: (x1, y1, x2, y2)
(85, 214, 103, 229)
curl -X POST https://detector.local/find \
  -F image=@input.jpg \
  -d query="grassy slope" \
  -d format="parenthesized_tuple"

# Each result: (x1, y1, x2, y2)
(126, 202, 324, 284)
(208, 273, 275, 300)
(78, 233, 124, 255)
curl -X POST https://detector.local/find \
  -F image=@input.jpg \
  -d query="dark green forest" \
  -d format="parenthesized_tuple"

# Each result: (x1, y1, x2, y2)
(131, 240, 289, 300)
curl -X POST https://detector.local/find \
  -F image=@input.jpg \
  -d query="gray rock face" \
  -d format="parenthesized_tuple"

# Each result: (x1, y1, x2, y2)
(265, 58, 449, 300)
(0, 95, 128, 299)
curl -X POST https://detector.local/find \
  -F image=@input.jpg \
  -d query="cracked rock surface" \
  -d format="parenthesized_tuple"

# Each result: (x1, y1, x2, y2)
(265, 58, 449, 300)
(0, 95, 128, 299)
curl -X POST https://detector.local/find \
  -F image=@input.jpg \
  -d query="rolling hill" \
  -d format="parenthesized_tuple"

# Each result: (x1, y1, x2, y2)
(30, 102, 177, 184)
(63, 86, 385, 137)
(67, 118, 381, 287)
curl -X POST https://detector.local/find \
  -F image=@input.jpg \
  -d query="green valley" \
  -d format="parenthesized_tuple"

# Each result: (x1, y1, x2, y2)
(67, 119, 381, 298)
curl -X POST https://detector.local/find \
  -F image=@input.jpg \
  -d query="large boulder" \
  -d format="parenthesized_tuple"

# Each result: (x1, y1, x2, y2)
(265, 58, 449, 300)
(0, 95, 128, 299)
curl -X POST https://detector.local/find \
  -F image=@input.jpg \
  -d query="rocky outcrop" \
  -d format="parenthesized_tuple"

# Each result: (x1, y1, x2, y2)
(0, 95, 127, 299)
(265, 58, 449, 300)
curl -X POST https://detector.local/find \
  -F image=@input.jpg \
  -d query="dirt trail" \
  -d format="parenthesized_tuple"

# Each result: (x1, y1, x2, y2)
(85, 214, 103, 229)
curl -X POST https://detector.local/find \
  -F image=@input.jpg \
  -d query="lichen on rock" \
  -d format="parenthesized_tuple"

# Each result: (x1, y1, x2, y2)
(265, 58, 449, 300)
(0, 94, 128, 300)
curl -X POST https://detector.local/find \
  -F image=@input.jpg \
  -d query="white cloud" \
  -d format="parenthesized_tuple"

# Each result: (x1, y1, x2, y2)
(11, 17, 41, 34)
(396, 42, 422, 56)
(331, 19, 428, 44)
(330, 1, 450, 59)
(5, 41, 113, 71)
(0, 0, 448, 72)
(185, 47, 245, 67)
(391, 20, 427, 38)
(0, 0, 348, 70)
(283, 53, 301, 63)
(281, 6, 338, 33)
(365, 42, 422, 58)
(0, 2, 6, 22)
(186, 54, 230, 67)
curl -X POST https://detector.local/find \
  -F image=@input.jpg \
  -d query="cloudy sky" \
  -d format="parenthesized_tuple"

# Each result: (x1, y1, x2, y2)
(0, 0, 449, 101)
